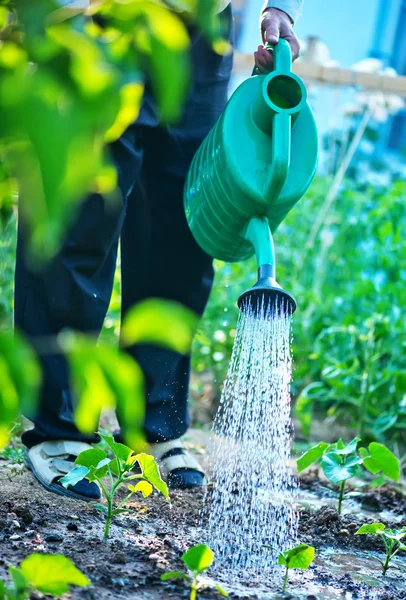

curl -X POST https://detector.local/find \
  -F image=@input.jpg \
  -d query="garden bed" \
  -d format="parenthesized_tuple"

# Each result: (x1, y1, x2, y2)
(0, 431, 405, 600)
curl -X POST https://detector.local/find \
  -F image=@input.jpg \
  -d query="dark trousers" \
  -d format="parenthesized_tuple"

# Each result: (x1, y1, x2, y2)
(16, 10, 233, 448)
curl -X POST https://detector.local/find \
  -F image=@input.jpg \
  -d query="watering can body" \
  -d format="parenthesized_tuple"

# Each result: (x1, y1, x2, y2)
(184, 40, 318, 265)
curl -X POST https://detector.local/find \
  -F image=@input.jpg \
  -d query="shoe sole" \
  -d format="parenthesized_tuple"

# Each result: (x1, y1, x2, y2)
(25, 454, 99, 503)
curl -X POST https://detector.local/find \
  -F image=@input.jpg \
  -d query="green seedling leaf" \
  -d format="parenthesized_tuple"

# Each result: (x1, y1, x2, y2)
(362, 443, 400, 482)
(129, 481, 153, 498)
(297, 442, 329, 472)
(278, 544, 315, 570)
(356, 523, 385, 535)
(93, 503, 108, 514)
(333, 437, 360, 455)
(9, 566, 27, 595)
(74, 448, 109, 481)
(75, 448, 107, 469)
(19, 554, 90, 595)
(111, 508, 132, 516)
(135, 453, 169, 500)
(99, 434, 133, 463)
(182, 544, 214, 573)
(61, 465, 90, 488)
(161, 571, 190, 582)
(215, 583, 228, 596)
(320, 452, 361, 484)
(121, 298, 198, 355)
(0, 579, 6, 600)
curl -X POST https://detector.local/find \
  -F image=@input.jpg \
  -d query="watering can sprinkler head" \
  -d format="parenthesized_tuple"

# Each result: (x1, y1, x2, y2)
(237, 264, 296, 316)
(237, 217, 296, 316)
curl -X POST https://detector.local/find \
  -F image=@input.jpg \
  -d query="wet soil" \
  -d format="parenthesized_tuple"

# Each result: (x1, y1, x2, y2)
(0, 434, 405, 600)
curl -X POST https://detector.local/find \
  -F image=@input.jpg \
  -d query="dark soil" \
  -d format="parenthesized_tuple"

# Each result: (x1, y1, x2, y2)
(0, 444, 405, 600)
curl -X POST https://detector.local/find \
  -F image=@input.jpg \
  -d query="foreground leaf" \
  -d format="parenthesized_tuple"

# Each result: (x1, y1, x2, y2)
(278, 544, 315, 570)
(182, 544, 214, 573)
(121, 298, 198, 355)
(19, 554, 90, 595)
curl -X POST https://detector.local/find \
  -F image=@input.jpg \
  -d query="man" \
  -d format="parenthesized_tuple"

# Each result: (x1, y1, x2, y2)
(15, 0, 303, 501)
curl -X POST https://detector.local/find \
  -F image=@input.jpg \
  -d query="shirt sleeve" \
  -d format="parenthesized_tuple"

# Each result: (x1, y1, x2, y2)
(261, 0, 303, 23)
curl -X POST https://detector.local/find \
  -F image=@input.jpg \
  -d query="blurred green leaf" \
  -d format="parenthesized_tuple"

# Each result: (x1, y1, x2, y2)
(0, 330, 41, 448)
(121, 298, 198, 355)
(19, 553, 90, 595)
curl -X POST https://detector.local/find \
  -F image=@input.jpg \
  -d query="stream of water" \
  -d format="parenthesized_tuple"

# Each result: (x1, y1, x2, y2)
(204, 297, 297, 573)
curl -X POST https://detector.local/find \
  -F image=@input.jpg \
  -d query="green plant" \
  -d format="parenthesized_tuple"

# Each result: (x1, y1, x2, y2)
(61, 434, 169, 539)
(297, 438, 400, 513)
(277, 544, 315, 592)
(0, 553, 89, 599)
(161, 544, 227, 600)
(356, 523, 406, 575)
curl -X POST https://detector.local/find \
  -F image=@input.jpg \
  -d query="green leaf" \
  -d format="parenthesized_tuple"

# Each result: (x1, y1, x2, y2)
(65, 335, 146, 451)
(135, 454, 169, 500)
(362, 443, 400, 482)
(93, 503, 108, 514)
(74, 448, 109, 481)
(297, 442, 330, 472)
(121, 298, 198, 355)
(75, 448, 107, 469)
(214, 583, 228, 596)
(60, 465, 90, 488)
(99, 434, 133, 464)
(182, 544, 214, 573)
(161, 571, 190, 582)
(0, 579, 6, 600)
(9, 566, 27, 595)
(320, 452, 361, 484)
(278, 545, 315, 570)
(19, 554, 90, 595)
(128, 480, 153, 498)
(333, 437, 360, 455)
(0, 331, 41, 448)
(355, 523, 385, 535)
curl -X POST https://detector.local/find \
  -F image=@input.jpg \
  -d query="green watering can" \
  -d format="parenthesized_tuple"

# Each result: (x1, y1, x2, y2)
(184, 39, 318, 314)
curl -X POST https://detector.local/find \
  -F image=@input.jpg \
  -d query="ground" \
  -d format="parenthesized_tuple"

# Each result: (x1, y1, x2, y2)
(0, 429, 405, 600)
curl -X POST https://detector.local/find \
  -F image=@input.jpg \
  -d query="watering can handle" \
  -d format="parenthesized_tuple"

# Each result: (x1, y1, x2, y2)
(252, 38, 293, 75)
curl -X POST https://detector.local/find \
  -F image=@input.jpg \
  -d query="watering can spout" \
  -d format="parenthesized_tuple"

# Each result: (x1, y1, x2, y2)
(237, 217, 296, 315)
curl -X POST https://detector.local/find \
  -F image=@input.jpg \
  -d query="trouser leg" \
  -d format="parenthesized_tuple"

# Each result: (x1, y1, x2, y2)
(120, 7, 234, 442)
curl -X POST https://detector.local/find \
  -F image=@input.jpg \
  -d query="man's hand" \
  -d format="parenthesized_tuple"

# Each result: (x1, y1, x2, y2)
(254, 8, 300, 74)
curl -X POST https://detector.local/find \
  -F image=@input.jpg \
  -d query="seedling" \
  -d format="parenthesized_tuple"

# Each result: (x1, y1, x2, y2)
(61, 434, 169, 539)
(297, 439, 400, 513)
(0, 553, 89, 599)
(277, 544, 315, 592)
(161, 544, 227, 600)
(356, 523, 406, 575)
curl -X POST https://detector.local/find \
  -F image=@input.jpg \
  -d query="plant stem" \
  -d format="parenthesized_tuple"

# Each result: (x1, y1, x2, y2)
(104, 515, 112, 540)
(337, 481, 346, 515)
(190, 578, 198, 600)
(104, 496, 113, 540)
(382, 553, 390, 575)
(282, 567, 288, 592)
